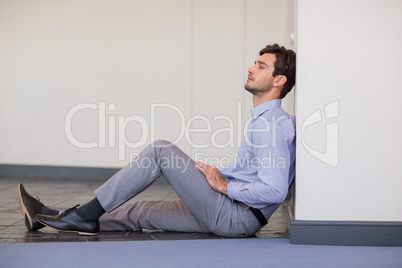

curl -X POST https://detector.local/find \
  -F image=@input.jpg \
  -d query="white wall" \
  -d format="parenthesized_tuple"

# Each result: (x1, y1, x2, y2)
(0, 0, 294, 168)
(295, 0, 402, 221)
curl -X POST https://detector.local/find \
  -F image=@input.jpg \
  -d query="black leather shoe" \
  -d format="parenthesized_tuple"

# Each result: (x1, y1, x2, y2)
(18, 183, 45, 231)
(36, 205, 100, 236)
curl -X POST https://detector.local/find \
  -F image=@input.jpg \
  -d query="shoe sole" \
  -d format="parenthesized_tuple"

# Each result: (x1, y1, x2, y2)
(35, 218, 98, 236)
(18, 184, 33, 231)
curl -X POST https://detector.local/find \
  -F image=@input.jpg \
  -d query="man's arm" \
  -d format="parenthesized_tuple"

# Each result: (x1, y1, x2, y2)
(196, 161, 228, 195)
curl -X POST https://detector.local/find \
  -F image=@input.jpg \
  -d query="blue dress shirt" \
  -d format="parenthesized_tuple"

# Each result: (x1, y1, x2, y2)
(220, 99, 296, 219)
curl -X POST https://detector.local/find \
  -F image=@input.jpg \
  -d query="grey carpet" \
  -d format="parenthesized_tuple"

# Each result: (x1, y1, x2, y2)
(1, 238, 401, 267)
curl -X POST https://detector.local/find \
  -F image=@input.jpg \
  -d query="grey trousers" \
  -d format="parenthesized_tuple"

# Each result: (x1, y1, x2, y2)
(95, 140, 261, 237)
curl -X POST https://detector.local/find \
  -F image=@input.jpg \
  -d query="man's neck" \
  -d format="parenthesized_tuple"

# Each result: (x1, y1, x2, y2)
(252, 94, 280, 108)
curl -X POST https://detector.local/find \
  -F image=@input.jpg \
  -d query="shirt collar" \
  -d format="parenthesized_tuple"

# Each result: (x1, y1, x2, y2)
(250, 99, 282, 119)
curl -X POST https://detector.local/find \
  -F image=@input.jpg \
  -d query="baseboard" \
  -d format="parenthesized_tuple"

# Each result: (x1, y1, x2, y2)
(290, 219, 402, 246)
(0, 164, 120, 181)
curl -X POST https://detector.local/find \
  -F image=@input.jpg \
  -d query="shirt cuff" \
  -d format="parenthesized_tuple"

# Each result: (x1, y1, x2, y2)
(227, 181, 242, 200)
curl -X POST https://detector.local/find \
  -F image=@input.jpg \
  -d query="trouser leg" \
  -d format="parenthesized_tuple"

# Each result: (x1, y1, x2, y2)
(99, 200, 210, 233)
(95, 140, 261, 237)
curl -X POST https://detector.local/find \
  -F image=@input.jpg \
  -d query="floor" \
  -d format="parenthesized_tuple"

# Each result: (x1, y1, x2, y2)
(3, 238, 402, 268)
(2, 178, 401, 268)
(0, 177, 291, 243)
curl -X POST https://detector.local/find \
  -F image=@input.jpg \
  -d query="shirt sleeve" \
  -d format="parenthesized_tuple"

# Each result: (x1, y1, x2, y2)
(227, 118, 294, 208)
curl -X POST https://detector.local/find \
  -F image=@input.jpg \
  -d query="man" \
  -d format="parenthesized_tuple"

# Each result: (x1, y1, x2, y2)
(18, 44, 296, 237)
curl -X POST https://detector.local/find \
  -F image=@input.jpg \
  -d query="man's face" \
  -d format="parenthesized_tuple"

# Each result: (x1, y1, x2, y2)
(245, 53, 277, 95)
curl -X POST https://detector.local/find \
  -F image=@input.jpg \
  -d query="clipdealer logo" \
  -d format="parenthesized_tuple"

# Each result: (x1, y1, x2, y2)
(64, 101, 289, 163)
(301, 100, 339, 167)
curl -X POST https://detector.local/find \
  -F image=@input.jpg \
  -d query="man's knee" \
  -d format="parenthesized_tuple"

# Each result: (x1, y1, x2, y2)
(151, 140, 174, 148)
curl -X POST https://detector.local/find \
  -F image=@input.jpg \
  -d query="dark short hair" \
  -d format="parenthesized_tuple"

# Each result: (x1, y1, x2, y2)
(259, 44, 296, 99)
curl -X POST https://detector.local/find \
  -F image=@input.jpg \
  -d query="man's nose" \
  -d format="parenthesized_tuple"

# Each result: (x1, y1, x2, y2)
(248, 66, 254, 74)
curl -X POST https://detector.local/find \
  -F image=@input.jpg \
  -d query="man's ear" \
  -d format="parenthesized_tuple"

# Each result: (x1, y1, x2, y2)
(274, 75, 287, 87)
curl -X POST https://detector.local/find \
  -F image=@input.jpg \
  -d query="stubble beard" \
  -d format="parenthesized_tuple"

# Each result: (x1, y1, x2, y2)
(244, 82, 272, 96)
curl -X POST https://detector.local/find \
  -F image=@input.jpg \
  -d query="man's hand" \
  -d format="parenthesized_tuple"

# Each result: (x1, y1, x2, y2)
(195, 161, 228, 195)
